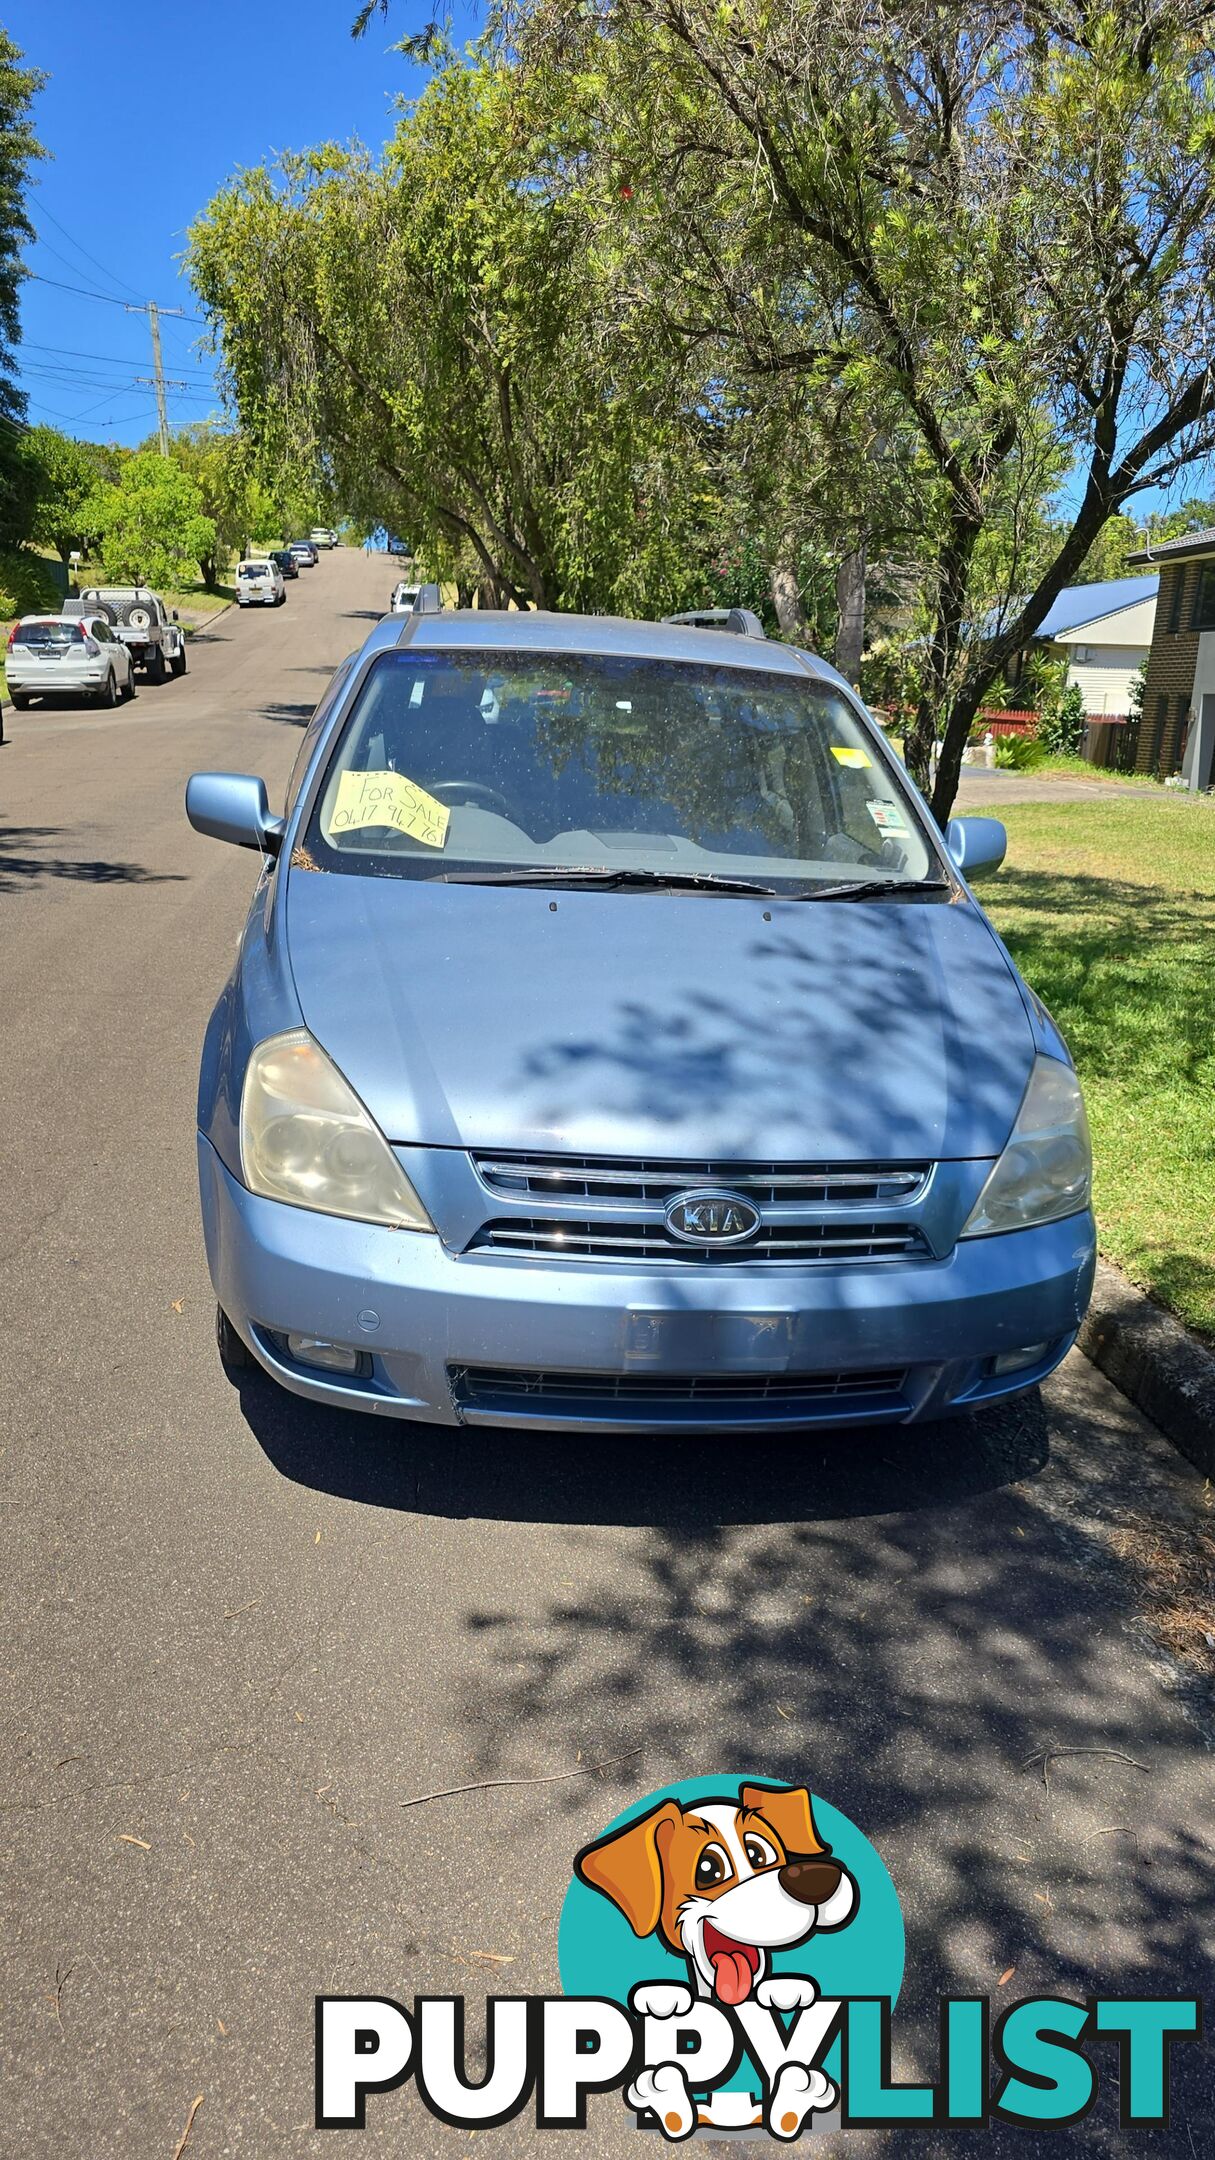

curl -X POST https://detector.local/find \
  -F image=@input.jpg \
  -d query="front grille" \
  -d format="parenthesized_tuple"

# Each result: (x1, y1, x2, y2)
(473, 1153, 929, 1207)
(451, 1364, 907, 1412)
(474, 1218, 927, 1264)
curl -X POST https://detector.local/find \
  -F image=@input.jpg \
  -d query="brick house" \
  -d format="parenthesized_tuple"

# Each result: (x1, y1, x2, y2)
(1127, 526, 1215, 784)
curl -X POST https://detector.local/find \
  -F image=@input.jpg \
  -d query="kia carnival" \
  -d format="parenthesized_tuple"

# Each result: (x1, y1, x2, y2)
(186, 610, 1095, 1433)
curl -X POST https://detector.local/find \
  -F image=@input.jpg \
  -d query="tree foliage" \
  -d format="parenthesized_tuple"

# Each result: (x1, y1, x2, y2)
(0, 31, 43, 547)
(84, 451, 216, 589)
(188, 53, 722, 613)
(504, 0, 1215, 811)
(27, 426, 103, 565)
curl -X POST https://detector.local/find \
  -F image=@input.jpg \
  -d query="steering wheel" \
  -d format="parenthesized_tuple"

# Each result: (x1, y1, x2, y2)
(427, 780, 513, 818)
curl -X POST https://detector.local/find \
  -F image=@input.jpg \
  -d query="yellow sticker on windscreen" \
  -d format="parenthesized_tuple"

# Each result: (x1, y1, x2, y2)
(831, 745, 872, 768)
(327, 769, 450, 849)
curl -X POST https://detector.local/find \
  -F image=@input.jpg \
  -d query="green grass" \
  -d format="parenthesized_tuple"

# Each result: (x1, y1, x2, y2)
(971, 794, 1215, 1339)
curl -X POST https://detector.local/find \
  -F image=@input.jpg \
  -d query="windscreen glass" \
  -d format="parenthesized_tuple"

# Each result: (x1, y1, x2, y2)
(304, 648, 932, 890)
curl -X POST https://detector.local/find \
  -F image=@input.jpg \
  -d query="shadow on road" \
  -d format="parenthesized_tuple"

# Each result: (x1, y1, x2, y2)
(257, 700, 312, 728)
(236, 1366, 1047, 1527)
(0, 823, 188, 892)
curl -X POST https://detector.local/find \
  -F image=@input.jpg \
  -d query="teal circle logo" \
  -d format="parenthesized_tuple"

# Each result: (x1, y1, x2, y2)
(559, 1775, 903, 2123)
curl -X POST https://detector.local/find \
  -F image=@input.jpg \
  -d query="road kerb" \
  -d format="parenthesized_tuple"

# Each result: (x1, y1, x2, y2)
(1079, 1258, 1215, 1478)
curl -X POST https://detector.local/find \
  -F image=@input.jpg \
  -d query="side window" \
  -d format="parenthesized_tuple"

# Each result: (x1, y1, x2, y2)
(285, 658, 358, 814)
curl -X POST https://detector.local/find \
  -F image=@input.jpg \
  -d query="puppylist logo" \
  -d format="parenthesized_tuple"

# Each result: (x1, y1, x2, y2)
(315, 1774, 1202, 2138)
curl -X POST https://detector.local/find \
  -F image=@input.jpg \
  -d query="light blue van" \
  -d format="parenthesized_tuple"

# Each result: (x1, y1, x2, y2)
(186, 609, 1095, 1432)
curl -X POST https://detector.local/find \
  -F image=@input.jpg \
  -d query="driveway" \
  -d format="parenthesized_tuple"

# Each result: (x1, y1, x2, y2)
(1, 560, 1211, 2156)
(954, 767, 1160, 807)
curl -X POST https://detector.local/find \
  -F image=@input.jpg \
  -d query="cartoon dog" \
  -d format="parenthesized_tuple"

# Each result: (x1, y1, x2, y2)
(575, 1783, 856, 2138)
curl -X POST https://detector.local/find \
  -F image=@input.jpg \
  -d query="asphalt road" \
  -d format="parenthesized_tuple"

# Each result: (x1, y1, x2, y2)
(1, 551, 1212, 2158)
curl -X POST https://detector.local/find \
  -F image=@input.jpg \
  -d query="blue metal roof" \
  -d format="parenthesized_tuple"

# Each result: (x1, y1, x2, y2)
(1033, 575, 1158, 638)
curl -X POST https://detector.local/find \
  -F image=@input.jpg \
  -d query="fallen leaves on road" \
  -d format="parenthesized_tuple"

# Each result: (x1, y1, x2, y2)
(172, 2094, 204, 2159)
(468, 1951, 515, 1966)
(118, 1834, 151, 1850)
(170, 1299, 185, 1315)
(998, 1968, 1016, 1987)
(1106, 1505, 1215, 1675)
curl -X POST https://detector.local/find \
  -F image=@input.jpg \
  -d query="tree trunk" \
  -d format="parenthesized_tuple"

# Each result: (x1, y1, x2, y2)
(770, 550, 806, 639)
(833, 545, 867, 685)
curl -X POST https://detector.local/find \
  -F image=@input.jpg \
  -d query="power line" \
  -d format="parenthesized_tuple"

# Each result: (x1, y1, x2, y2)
(24, 270, 204, 323)
(31, 194, 146, 303)
(21, 337, 213, 379)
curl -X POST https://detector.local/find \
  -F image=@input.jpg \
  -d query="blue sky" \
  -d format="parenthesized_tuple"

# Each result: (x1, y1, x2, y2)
(6, 1, 477, 445)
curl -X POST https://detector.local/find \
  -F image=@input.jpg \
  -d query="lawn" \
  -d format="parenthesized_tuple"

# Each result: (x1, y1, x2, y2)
(969, 793, 1215, 1339)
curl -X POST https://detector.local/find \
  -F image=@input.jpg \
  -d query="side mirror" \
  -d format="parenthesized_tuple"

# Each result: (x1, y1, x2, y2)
(172, 609, 179, 622)
(186, 772, 285, 855)
(945, 815, 1007, 881)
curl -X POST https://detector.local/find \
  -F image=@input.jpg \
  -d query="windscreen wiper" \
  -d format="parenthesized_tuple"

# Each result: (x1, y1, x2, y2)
(785, 877, 953, 902)
(433, 866, 781, 896)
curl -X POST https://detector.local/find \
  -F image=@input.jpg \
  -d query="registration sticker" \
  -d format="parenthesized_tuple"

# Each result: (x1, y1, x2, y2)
(866, 800, 908, 833)
(327, 769, 450, 849)
(831, 745, 871, 768)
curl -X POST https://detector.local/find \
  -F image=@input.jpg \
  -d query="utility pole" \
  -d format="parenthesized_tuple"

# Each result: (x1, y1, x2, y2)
(125, 301, 186, 454)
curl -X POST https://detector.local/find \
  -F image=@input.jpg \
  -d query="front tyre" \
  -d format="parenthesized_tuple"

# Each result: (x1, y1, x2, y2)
(216, 1305, 253, 1374)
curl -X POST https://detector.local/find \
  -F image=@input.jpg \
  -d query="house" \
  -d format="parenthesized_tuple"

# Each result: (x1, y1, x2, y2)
(1003, 575, 1158, 715)
(1126, 528, 1215, 786)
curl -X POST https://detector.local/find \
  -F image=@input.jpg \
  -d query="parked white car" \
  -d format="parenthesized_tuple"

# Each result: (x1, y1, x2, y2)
(236, 559, 286, 608)
(389, 580, 422, 614)
(6, 613, 135, 710)
(310, 526, 339, 551)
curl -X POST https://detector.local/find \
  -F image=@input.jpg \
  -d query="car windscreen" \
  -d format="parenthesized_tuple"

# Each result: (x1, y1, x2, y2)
(302, 648, 935, 892)
(13, 621, 84, 645)
(239, 563, 269, 577)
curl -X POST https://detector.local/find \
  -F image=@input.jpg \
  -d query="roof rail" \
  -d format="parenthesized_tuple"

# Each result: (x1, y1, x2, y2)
(661, 607, 767, 640)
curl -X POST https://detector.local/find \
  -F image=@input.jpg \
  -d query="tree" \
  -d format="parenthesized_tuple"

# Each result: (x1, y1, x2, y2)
(187, 52, 718, 614)
(0, 31, 43, 546)
(510, 0, 1215, 815)
(27, 426, 103, 567)
(84, 451, 216, 589)
(160, 423, 255, 584)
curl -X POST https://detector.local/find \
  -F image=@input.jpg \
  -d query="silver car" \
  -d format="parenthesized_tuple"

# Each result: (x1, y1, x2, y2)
(5, 613, 135, 710)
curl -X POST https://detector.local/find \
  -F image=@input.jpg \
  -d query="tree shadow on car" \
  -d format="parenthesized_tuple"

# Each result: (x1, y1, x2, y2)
(234, 1363, 1048, 1528)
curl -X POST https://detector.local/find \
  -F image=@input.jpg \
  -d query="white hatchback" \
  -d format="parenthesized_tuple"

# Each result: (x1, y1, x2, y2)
(237, 559, 286, 608)
(6, 613, 136, 709)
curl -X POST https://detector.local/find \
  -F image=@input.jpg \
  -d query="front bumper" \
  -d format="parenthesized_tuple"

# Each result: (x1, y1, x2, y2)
(198, 1136, 1096, 1430)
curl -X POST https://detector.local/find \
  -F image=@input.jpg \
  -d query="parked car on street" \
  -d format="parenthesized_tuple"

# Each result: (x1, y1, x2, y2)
(270, 549, 299, 581)
(388, 580, 422, 614)
(76, 585, 186, 683)
(7, 612, 136, 709)
(288, 539, 319, 568)
(236, 559, 286, 608)
(186, 609, 1095, 1433)
(310, 526, 339, 551)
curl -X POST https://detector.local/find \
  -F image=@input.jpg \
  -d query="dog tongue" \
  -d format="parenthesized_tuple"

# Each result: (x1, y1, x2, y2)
(711, 1949, 755, 2006)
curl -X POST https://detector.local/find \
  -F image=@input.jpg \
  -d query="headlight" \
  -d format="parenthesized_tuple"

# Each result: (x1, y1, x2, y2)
(239, 1029, 434, 1231)
(961, 1055, 1091, 1237)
